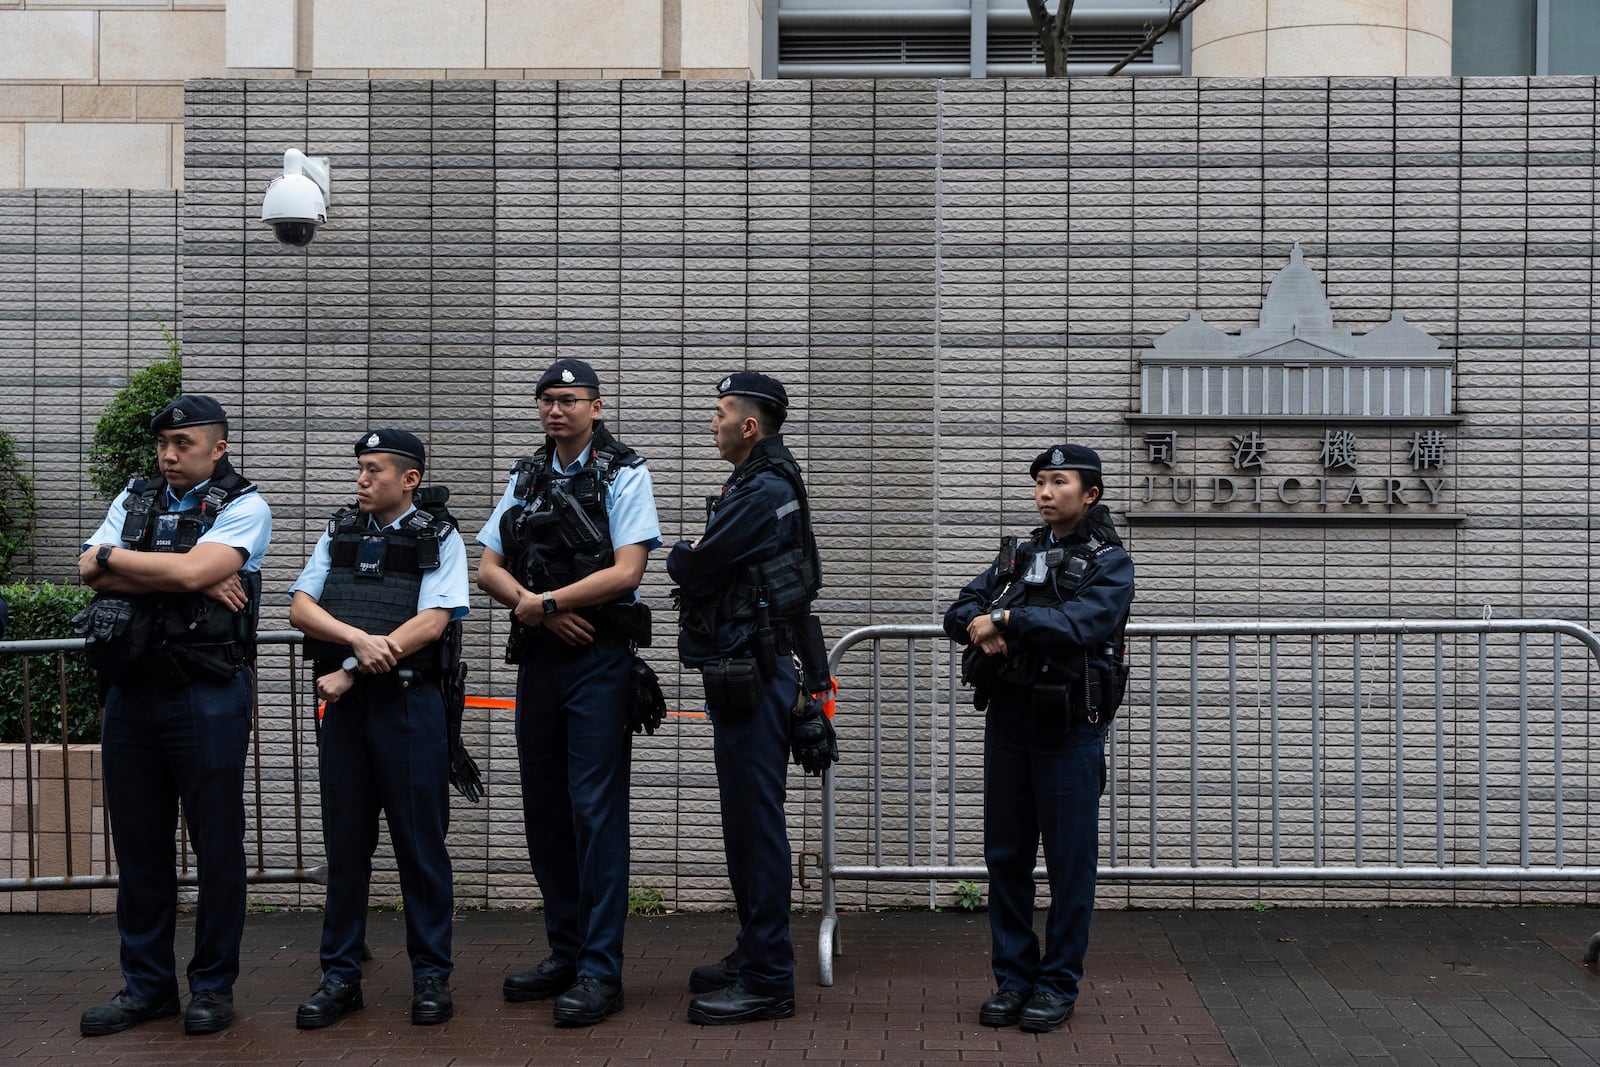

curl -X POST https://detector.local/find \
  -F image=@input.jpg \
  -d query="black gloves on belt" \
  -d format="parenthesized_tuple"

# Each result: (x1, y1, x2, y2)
(789, 691, 839, 776)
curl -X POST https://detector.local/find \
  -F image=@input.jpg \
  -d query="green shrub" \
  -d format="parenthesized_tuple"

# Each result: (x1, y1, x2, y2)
(0, 582, 99, 744)
(0, 430, 37, 581)
(89, 337, 181, 503)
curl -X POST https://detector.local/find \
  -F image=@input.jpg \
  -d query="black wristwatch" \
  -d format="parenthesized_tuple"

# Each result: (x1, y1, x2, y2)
(341, 655, 360, 677)
(542, 593, 558, 616)
(95, 544, 115, 570)
(990, 608, 1006, 630)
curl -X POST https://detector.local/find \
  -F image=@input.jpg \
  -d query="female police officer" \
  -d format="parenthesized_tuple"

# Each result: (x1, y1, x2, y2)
(942, 444, 1134, 1034)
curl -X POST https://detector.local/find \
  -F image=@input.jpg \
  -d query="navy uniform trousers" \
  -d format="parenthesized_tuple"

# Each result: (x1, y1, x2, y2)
(516, 630, 634, 982)
(709, 655, 798, 998)
(102, 671, 250, 1000)
(983, 694, 1107, 1002)
(317, 679, 453, 983)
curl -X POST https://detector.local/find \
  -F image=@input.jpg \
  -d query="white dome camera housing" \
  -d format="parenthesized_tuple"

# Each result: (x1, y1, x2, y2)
(261, 149, 331, 247)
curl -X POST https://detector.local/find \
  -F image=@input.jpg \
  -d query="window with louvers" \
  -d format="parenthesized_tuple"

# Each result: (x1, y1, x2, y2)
(773, 19, 1179, 78)
(985, 31, 1154, 67)
(780, 32, 971, 68)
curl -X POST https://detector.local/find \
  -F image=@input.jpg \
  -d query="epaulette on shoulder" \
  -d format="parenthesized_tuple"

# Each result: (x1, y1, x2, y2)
(595, 444, 643, 481)
(408, 494, 458, 536)
(329, 505, 361, 535)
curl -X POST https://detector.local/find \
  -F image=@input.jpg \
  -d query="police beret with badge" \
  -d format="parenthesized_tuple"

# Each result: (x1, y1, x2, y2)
(1029, 442, 1101, 479)
(149, 394, 228, 433)
(536, 358, 601, 397)
(355, 427, 426, 469)
(716, 371, 789, 411)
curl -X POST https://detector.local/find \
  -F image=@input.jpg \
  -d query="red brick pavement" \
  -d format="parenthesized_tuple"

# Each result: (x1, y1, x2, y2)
(3, 906, 1598, 1065)
(0, 908, 1227, 1066)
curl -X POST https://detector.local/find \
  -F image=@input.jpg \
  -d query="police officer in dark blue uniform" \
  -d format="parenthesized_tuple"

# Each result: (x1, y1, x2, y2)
(668, 372, 836, 1026)
(943, 444, 1134, 1034)
(288, 429, 469, 1029)
(76, 395, 272, 1037)
(476, 359, 661, 1027)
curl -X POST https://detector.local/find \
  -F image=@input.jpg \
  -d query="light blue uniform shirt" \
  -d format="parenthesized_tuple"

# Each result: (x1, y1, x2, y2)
(291, 505, 471, 622)
(85, 478, 272, 572)
(477, 442, 662, 557)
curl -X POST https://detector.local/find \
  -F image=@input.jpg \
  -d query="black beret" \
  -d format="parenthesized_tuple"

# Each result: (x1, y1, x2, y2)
(149, 394, 227, 433)
(536, 358, 601, 396)
(1030, 443, 1102, 479)
(356, 428, 426, 469)
(716, 371, 789, 410)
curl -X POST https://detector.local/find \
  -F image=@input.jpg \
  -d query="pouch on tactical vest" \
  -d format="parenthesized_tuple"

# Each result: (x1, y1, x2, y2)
(701, 656, 762, 717)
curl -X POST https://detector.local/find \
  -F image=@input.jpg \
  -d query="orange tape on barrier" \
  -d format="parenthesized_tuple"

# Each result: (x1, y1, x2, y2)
(322, 696, 710, 721)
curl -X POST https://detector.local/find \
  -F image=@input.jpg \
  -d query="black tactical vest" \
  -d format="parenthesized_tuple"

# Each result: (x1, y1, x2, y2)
(675, 435, 823, 665)
(498, 421, 641, 594)
(708, 435, 822, 619)
(303, 488, 456, 675)
(119, 458, 263, 656)
(990, 525, 1127, 687)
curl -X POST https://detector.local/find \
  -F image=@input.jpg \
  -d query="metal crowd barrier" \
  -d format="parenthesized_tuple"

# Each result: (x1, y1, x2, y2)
(0, 630, 322, 893)
(818, 618, 1600, 986)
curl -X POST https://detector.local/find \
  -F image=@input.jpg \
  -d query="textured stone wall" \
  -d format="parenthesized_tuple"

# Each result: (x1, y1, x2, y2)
(10, 75, 1600, 915)
(0, 189, 183, 568)
(172, 75, 1600, 912)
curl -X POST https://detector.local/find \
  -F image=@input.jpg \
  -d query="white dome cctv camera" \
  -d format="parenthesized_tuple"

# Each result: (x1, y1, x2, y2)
(261, 149, 331, 247)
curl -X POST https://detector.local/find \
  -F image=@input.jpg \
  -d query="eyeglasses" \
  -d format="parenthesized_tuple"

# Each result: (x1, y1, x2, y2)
(538, 394, 597, 412)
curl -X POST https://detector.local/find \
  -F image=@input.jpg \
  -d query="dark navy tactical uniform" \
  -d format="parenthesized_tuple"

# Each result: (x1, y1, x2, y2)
(668, 373, 829, 1023)
(479, 408, 660, 1002)
(943, 445, 1133, 1033)
(77, 395, 271, 1037)
(290, 430, 469, 1029)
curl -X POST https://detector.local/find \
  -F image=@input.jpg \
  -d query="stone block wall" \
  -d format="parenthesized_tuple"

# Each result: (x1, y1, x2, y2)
(0, 189, 183, 570)
(0, 744, 114, 914)
(0, 3, 220, 189)
(6, 75, 1600, 913)
(169, 76, 1600, 911)
(0, 0, 763, 189)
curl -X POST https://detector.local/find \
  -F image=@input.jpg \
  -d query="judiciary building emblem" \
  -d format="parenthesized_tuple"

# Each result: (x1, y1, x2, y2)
(1127, 245, 1460, 524)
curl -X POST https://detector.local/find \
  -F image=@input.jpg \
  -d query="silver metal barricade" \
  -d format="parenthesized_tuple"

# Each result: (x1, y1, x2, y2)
(818, 618, 1600, 986)
(0, 630, 324, 893)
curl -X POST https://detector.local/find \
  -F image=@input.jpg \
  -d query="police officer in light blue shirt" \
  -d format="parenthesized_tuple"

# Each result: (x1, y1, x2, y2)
(77, 394, 271, 1039)
(288, 429, 470, 1031)
(476, 358, 661, 1028)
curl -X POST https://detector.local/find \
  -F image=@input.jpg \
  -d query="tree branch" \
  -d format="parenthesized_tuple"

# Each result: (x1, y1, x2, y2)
(1105, 0, 1212, 77)
(1027, 0, 1078, 77)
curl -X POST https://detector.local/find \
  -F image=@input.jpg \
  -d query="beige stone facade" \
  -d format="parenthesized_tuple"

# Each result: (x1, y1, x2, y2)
(0, 0, 765, 189)
(0, 745, 114, 914)
(1191, 0, 1453, 77)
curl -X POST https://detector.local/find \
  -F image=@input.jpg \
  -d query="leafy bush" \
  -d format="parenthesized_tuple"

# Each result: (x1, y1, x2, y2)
(0, 582, 99, 744)
(0, 430, 37, 581)
(89, 335, 181, 502)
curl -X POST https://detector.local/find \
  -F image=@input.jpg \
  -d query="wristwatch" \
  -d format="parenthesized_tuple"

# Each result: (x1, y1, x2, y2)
(990, 608, 1006, 631)
(542, 592, 558, 616)
(95, 544, 114, 570)
(341, 655, 360, 677)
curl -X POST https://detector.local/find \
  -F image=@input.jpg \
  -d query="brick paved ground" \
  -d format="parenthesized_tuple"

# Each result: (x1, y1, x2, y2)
(0, 907, 1595, 1065)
